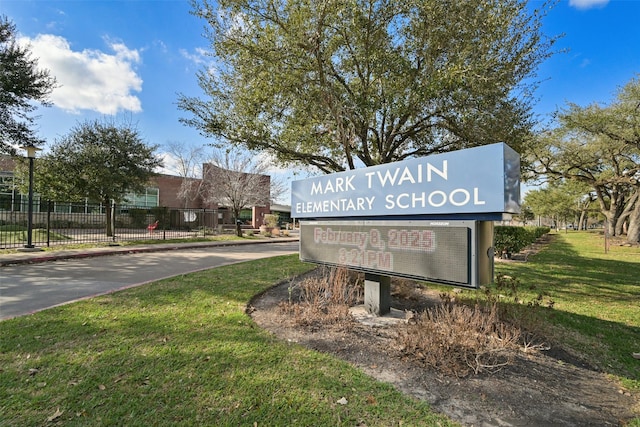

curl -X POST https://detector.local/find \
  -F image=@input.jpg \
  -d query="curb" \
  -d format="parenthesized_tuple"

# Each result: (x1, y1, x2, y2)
(0, 237, 299, 267)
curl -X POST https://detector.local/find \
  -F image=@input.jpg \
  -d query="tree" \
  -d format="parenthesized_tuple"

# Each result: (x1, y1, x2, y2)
(515, 201, 535, 225)
(0, 16, 56, 154)
(524, 181, 585, 231)
(529, 129, 635, 237)
(202, 149, 282, 236)
(163, 140, 207, 208)
(559, 77, 640, 242)
(528, 76, 640, 242)
(179, 0, 558, 173)
(30, 118, 163, 236)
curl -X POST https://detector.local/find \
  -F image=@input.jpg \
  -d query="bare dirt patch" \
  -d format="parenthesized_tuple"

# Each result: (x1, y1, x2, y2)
(248, 239, 638, 426)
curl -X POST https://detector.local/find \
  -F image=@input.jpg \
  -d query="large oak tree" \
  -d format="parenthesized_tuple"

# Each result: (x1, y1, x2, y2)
(528, 76, 640, 242)
(179, 0, 558, 173)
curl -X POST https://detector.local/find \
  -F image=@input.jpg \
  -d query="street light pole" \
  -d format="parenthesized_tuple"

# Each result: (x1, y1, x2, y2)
(20, 143, 41, 250)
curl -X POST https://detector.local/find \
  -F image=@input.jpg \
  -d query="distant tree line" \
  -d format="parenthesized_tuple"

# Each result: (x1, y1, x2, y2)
(526, 76, 640, 243)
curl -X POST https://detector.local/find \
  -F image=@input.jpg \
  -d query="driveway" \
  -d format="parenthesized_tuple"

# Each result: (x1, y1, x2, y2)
(0, 241, 299, 320)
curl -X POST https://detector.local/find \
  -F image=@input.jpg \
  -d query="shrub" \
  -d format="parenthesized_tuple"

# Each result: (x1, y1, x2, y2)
(263, 214, 279, 228)
(279, 267, 362, 328)
(395, 271, 555, 377)
(494, 226, 550, 257)
(127, 208, 148, 228)
(0, 224, 27, 231)
(397, 301, 521, 377)
(392, 277, 425, 301)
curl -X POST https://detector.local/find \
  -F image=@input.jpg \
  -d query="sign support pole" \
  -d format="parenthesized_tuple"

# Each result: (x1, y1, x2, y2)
(364, 273, 391, 315)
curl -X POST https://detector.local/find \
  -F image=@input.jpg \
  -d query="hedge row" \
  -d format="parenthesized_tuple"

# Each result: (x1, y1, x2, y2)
(494, 226, 550, 256)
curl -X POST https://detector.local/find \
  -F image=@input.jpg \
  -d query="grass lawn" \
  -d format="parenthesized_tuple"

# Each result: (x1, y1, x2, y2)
(489, 230, 640, 391)
(0, 255, 454, 426)
(1, 230, 638, 425)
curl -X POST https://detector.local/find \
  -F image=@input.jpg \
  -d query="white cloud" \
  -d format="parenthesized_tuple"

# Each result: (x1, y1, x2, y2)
(569, 0, 609, 10)
(156, 152, 183, 176)
(180, 47, 208, 66)
(20, 34, 143, 114)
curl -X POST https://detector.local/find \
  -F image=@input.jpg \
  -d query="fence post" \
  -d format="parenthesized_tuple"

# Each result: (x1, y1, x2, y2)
(111, 201, 117, 243)
(46, 200, 52, 247)
(201, 209, 205, 237)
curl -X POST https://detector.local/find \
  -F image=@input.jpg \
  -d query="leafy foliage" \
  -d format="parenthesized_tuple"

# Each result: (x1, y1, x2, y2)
(528, 75, 640, 242)
(180, 0, 558, 173)
(0, 16, 56, 153)
(494, 225, 550, 256)
(29, 118, 162, 203)
(524, 180, 595, 229)
(19, 118, 162, 236)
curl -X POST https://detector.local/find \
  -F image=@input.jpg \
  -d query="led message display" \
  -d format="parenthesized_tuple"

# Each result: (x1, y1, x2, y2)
(291, 143, 520, 219)
(300, 220, 490, 287)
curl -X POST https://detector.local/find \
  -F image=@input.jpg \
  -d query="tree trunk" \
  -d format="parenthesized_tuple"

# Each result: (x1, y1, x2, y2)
(233, 209, 243, 237)
(626, 195, 640, 244)
(578, 198, 591, 230)
(105, 198, 114, 237)
(594, 185, 626, 237)
(603, 211, 617, 238)
(615, 190, 638, 237)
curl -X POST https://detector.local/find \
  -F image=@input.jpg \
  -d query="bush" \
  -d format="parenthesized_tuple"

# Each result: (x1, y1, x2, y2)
(127, 208, 149, 228)
(494, 226, 549, 256)
(396, 273, 553, 377)
(397, 302, 520, 377)
(0, 224, 27, 231)
(263, 214, 279, 228)
(278, 267, 363, 328)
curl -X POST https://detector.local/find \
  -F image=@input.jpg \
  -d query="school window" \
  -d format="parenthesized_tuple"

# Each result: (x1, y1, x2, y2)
(123, 187, 160, 208)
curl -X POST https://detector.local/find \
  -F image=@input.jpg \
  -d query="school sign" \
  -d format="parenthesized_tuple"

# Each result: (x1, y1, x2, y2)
(292, 143, 520, 220)
(291, 143, 520, 299)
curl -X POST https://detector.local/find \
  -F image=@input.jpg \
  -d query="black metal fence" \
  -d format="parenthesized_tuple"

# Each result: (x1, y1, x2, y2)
(0, 200, 239, 249)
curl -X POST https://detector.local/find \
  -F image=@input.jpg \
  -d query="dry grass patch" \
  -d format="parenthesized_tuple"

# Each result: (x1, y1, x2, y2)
(278, 267, 363, 328)
(278, 268, 557, 379)
(397, 300, 522, 377)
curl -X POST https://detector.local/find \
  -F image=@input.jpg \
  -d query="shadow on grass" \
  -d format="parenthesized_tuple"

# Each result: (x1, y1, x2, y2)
(494, 233, 640, 389)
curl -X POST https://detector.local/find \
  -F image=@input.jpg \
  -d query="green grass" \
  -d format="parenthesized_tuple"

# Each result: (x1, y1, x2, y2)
(2, 230, 638, 425)
(0, 255, 454, 426)
(487, 230, 640, 391)
(0, 228, 71, 246)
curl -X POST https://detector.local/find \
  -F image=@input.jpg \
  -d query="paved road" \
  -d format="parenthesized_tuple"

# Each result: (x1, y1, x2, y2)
(0, 241, 298, 320)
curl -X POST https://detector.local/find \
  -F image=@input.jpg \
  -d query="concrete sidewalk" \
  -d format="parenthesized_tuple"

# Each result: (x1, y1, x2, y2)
(0, 236, 299, 267)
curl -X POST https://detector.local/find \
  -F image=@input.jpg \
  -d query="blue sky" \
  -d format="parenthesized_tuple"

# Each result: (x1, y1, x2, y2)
(2, 0, 640, 190)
